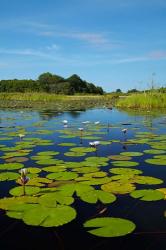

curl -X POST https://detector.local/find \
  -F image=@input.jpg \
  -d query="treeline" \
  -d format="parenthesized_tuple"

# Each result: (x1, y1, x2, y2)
(0, 72, 104, 95)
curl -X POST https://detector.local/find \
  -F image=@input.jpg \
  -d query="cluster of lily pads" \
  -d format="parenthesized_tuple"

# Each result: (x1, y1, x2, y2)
(0, 112, 166, 237)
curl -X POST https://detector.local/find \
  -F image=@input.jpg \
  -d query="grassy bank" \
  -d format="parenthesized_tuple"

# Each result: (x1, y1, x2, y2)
(0, 92, 115, 110)
(116, 92, 166, 110)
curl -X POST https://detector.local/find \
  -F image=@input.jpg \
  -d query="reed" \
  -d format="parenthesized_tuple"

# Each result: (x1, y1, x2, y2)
(116, 92, 166, 110)
(0, 92, 114, 110)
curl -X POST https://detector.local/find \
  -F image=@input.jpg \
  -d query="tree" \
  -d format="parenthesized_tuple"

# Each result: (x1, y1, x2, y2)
(127, 88, 139, 93)
(116, 89, 122, 93)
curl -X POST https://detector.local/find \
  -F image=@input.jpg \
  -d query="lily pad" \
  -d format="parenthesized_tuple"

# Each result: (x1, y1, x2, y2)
(145, 158, 166, 166)
(46, 172, 78, 180)
(70, 147, 96, 153)
(0, 172, 20, 181)
(83, 217, 136, 237)
(143, 149, 166, 154)
(64, 152, 86, 157)
(57, 183, 94, 196)
(0, 163, 24, 170)
(42, 165, 66, 172)
(111, 161, 139, 167)
(22, 204, 76, 227)
(108, 155, 132, 161)
(101, 181, 136, 194)
(58, 143, 77, 147)
(109, 168, 142, 175)
(37, 151, 59, 156)
(120, 152, 143, 157)
(80, 190, 116, 204)
(9, 186, 41, 196)
(39, 192, 74, 206)
(130, 189, 164, 201)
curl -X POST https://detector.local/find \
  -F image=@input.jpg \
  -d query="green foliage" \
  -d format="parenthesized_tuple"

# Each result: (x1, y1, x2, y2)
(116, 92, 166, 109)
(0, 72, 103, 95)
(84, 217, 136, 237)
(22, 205, 76, 227)
(130, 189, 164, 201)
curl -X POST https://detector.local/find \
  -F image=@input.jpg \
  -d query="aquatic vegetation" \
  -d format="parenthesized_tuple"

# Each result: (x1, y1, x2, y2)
(120, 151, 143, 157)
(111, 161, 139, 167)
(84, 217, 136, 237)
(116, 92, 166, 109)
(0, 107, 166, 242)
(130, 189, 164, 201)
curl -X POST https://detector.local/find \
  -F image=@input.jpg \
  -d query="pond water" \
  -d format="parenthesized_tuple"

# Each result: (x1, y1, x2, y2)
(0, 108, 166, 250)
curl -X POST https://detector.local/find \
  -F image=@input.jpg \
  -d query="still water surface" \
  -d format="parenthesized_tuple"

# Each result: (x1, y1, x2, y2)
(0, 108, 166, 250)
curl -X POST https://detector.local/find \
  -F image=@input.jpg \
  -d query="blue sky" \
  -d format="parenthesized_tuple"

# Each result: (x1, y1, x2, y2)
(0, 0, 166, 92)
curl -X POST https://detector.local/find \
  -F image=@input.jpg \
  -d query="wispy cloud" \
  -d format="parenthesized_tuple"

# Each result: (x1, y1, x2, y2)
(0, 20, 120, 49)
(149, 50, 166, 59)
(0, 47, 79, 65)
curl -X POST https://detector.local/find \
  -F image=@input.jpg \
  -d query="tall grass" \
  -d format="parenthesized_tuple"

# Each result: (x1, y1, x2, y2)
(0, 92, 104, 102)
(116, 92, 166, 110)
(0, 92, 114, 110)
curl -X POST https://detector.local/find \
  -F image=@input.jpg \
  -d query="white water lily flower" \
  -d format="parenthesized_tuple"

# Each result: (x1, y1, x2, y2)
(89, 141, 100, 147)
(18, 134, 25, 139)
(78, 128, 84, 131)
(19, 168, 29, 185)
(82, 121, 90, 124)
(94, 121, 100, 125)
(122, 128, 128, 134)
(63, 120, 68, 124)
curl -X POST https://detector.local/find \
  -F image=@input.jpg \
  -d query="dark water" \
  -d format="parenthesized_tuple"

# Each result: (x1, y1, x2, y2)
(0, 108, 166, 250)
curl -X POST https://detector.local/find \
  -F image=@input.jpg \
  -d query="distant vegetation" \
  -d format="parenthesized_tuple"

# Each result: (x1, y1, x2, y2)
(116, 90, 166, 110)
(0, 72, 104, 95)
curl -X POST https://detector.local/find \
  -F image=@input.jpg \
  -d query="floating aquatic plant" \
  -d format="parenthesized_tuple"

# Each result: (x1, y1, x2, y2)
(84, 217, 136, 237)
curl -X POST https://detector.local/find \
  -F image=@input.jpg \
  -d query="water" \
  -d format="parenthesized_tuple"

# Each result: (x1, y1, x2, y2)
(0, 108, 166, 250)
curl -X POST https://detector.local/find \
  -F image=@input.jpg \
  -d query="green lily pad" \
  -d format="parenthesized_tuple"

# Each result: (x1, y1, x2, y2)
(111, 161, 139, 167)
(36, 159, 63, 165)
(23, 204, 76, 227)
(83, 217, 136, 237)
(72, 166, 99, 173)
(70, 147, 96, 153)
(101, 181, 136, 194)
(46, 172, 78, 180)
(157, 188, 166, 199)
(130, 189, 164, 201)
(24, 177, 52, 187)
(0, 163, 24, 170)
(83, 172, 107, 178)
(80, 190, 116, 204)
(109, 168, 142, 175)
(0, 172, 20, 181)
(37, 151, 59, 156)
(42, 165, 66, 172)
(5, 157, 29, 163)
(85, 156, 109, 163)
(58, 143, 77, 147)
(143, 149, 166, 154)
(108, 155, 132, 161)
(120, 152, 143, 157)
(9, 186, 41, 196)
(134, 176, 163, 185)
(0, 196, 38, 210)
(27, 167, 41, 174)
(82, 136, 101, 140)
(39, 192, 74, 206)
(64, 152, 86, 157)
(145, 158, 166, 166)
(79, 177, 112, 185)
(57, 183, 94, 196)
